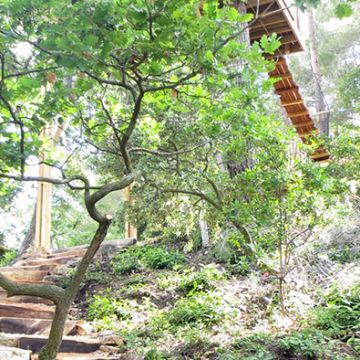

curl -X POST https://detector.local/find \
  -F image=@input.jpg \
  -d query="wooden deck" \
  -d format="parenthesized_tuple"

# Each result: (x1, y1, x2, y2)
(270, 57, 330, 161)
(246, 0, 329, 161)
(247, 0, 306, 55)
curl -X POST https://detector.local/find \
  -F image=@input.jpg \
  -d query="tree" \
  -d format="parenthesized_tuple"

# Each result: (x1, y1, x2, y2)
(0, 1, 283, 358)
(308, 7, 329, 136)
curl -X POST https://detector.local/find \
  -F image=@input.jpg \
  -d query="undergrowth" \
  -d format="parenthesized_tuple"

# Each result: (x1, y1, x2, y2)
(112, 244, 185, 274)
(0, 250, 17, 267)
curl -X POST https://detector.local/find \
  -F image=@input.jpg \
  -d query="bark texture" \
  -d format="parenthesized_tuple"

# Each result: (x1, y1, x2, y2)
(38, 220, 111, 359)
(308, 8, 329, 136)
(19, 207, 36, 255)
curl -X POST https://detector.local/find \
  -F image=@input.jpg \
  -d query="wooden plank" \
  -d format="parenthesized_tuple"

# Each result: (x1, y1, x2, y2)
(282, 99, 304, 106)
(17, 336, 101, 354)
(293, 121, 315, 128)
(123, 185, 137, 239)
(299, 130, 319, 137)
(275, 86, 299, 95)
(0, 292, 54, 306)
(0, 303, 54, 320)
(287, 110, 309, 118)
(270, 72, 292, 80)
(0, 270, 49, 282)
(250, 24, 292, 40)
(246, 0, 275, 8)
(279, 34, 297, 45)
(250, 13, 286, 30)
(0, 317, 79, 336)
(311, 152, 330, 160)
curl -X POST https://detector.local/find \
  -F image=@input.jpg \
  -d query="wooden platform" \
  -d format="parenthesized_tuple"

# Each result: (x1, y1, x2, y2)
(247, 0, 306, 55)
(269, 57, 330, 161)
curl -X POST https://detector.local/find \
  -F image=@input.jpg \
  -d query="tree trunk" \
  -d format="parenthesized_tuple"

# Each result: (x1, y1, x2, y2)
(38, 219, 111, 360)
(227, 1, 253, 177)
(308, 7, 329, 136)
(199, 204, 209, 248)
(19, 207, 36, 255)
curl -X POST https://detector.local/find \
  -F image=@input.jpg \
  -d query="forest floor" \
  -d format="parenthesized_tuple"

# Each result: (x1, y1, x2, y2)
(54, 219, 360, 359)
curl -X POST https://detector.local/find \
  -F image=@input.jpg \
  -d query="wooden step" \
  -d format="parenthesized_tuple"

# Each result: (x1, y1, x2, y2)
(0, 345, 31, 360)
(20, 256, 79, 267)
(0, 335, 102, 354)
(45, 248, 87, 259)
(0, 303, 54, 320)
(0, 317, 87, 336)
(32, 353, 120, 360)
(0, 292, 54, 306)
(7, 264, 57, 272)
(0, 270, 49, 282)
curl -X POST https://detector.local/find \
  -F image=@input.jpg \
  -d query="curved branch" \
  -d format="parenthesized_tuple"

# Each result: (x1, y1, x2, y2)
(85, 171, 139, 223)
(5, 66, 60, 79)
(0, 173, 90, 189)
(120, 93, 144, 173)
(84, 71, 137, 102)
(129, 141, 209, 157)
(0, 273, 65, 304)
(162, 188, 222, 211)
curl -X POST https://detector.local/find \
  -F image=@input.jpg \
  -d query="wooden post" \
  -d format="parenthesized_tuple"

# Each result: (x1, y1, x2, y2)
(34, 125, 65, 252)
(123, 185, 137, 239)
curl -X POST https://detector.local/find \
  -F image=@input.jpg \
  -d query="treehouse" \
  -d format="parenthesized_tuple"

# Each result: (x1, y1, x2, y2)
(247, 0, 330, 162)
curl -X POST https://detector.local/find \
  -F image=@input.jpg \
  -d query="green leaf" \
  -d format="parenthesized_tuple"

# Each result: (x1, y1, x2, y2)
(205, 50, 214, 63)
(227, 7, 239, 21)
(335, 4, 352, 19)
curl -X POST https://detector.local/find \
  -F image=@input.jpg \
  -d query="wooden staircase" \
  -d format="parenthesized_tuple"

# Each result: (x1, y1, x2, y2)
(270, 57, 330, 162)
(0, 239, 135, 359)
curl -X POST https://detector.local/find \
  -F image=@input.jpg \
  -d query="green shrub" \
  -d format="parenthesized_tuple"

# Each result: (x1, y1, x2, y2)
(311, 284, 360, 339)
(87, 295, 131, 321)
(0, 250, 17, 267)
(179, 264, 225, 295)
(169, 292, 224, 326)
(142, 246, 184, 269)
(229, 333, 274, 360)
(225, 256, 251, 276)
(145, 349, 168, 360)
(112, 246, 143, 274)
(112, 245, 184, 274)
(228, 330, 351, 360)
(277, 330, 323, 359)
(329, 246, 360, 264)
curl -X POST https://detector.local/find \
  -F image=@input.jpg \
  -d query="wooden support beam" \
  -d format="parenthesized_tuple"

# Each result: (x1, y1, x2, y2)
(270, 72, 293, 80)
(287, 110, 309, 118)
(311, 152, 330, 160)
(279, 34, 297, 45)
(293, 121, 315, 128)
(246, 0, 275, 8)
(299, 130, 319, 137)
(282, 99, 304, 106)
(34, 124, 65, 253)
(251, 14, 286, 30)
(275, 86, 299, 95)
(123, 185, 137, 239)
(250, 24, 292, 40)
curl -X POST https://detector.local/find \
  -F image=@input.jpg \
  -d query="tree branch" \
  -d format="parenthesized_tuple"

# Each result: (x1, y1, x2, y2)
(85, 171, 139, 222)
(129, 141, 208, 157)
(0, 274, 65, 304)
(84, 71, 137, 102)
